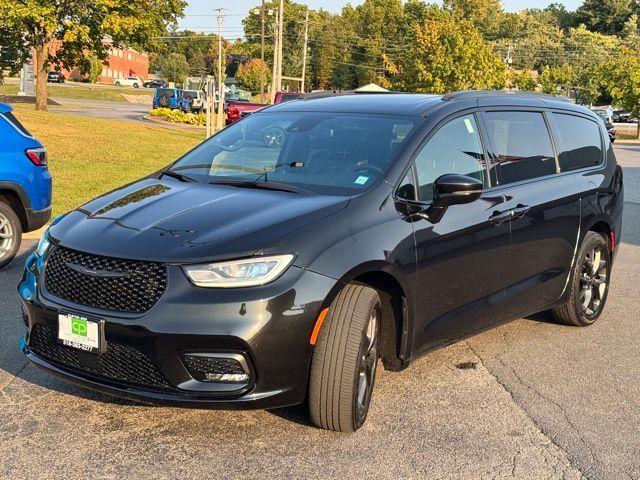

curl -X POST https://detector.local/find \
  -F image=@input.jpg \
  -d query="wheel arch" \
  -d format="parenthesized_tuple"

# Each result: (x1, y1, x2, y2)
(0, 183, 30, 231)
(322, 261, 414, 371)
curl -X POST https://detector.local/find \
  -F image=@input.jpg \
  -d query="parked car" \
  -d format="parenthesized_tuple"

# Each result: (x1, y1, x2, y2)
(113, 76, 144, 88)
(181, 90, 206, 113)
(0, 103, 51, 268)
(225, 99, 268, 125)
(19, 91, 623, 432)
(274, 91, 303, 104)
(606, 122, 617, 143)
(143, 79, 168, 89)
(152, 88, 184, 110)
(46, 71, 65, 84)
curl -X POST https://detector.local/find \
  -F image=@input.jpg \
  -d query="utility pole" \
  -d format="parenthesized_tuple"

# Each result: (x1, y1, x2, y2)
(260, 1, 266, 103)
(276, 0, 284, 93)
(271, 8, 279, 103)
(215, 8, 226, 131)
(301, 9, 309, 93)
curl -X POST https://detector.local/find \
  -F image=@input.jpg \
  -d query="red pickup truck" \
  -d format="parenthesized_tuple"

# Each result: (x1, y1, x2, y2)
(225, 92, 303, 125)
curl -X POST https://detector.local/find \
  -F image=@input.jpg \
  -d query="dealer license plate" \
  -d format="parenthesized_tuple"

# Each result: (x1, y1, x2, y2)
(58, 314, 101, 353)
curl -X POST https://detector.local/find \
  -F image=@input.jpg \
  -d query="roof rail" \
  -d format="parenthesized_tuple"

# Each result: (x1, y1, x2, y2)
(301, 89, 398, 101)
(441, 90, 571, 103)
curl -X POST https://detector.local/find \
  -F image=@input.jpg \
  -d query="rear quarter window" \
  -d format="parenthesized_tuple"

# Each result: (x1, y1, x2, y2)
(552, 113, 603, 171)
(1, 111, 33, 137)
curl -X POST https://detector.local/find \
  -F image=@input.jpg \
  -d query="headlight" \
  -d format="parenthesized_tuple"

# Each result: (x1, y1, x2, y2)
(183, 255, 295, 288)
(36, 231, 51, 257)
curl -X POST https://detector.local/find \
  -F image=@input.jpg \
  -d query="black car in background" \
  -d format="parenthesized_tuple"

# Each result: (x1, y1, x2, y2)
(46, 71, 65, 83)
(19, 91, 623, 432)
(143, 79, 168, 89)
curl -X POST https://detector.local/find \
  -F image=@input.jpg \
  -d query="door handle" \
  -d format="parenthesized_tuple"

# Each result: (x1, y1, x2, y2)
(512, 204, 530, 219)
(489, 209, 513, 225)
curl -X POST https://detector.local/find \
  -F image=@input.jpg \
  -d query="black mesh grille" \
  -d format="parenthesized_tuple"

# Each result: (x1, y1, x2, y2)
(29, 324, 173, 391)
(183, 354, 247, 381)
(44, 246, 167, 313)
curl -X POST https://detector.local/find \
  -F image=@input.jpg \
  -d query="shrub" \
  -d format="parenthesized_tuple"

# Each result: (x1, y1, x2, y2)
(149, 108, 206, 126)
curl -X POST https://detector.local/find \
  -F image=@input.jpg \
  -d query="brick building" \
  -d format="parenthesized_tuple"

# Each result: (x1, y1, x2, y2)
(47, 36, 148, 83)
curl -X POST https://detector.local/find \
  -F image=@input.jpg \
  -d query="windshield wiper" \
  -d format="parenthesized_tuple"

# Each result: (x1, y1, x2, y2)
(209, 178, 305, 193)
(159, 169, 198, 183)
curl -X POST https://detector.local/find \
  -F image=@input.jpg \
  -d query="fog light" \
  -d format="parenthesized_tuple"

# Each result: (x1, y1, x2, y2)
(204, 373, 250, 383)
(182, 353, 251, 384)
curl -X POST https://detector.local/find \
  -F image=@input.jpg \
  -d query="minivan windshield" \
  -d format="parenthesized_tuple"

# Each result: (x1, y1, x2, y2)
(168, 112, 417, 195)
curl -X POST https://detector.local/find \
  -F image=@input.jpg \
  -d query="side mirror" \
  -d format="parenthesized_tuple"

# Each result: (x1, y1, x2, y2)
(426, 174, 483, 223)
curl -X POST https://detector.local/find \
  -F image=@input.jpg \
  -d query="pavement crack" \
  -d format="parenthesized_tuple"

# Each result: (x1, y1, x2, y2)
(465, 340, 589, 479)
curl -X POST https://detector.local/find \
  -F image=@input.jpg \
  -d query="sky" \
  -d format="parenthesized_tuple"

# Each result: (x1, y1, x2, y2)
(178, 0, 582, 36)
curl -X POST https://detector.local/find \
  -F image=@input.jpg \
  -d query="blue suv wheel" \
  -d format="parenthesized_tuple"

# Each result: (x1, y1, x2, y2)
(0, 103, 52, 268)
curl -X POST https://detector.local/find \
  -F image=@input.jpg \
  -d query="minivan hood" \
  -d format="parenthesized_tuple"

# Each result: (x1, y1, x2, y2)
(50, 178, 349, 263)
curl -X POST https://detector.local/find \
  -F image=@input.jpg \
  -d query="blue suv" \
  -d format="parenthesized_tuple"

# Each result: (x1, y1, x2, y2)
(0, 103, 52, 268)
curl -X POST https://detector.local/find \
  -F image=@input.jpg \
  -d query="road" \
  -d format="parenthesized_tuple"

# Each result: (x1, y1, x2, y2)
(1, 145, 639, 479)
(49, 97, 153, 124)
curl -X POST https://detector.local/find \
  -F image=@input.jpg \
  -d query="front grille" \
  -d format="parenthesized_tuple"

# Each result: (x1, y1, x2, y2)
(44, 246, 167, 313)
(29, 324, 173, 391)
(182, 354, 247, 381)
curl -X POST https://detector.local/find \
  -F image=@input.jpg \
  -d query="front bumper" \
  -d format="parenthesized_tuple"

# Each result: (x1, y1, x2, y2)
(19, 253, 337, 409)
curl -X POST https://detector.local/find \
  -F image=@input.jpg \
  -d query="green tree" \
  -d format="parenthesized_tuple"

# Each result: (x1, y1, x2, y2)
(539, 63, 576, 95)
(236, 59, 271, 95)
(576, 0, 636, 35)
(392, 12, 506, 93)
(544, 3, 579, 31)
(87, 54, 103, 83)
(0, 0, 185, 110)
(443, 0, 504, 39)
(511, 70, 537, 91)
(598, 48, 640, 137)
(160, 53, 190, 84)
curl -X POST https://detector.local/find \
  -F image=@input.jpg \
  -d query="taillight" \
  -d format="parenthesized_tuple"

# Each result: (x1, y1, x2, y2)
(25, 147, 47, 166)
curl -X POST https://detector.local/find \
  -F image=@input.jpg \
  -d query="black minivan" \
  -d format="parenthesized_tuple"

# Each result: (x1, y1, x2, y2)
(19, 91, 623, 432)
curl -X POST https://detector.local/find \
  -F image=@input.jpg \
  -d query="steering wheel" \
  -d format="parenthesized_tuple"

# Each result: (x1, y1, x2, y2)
(263, 126, 286, 147)
(348, 163, 384, 175)
(212, 125, 246, 152)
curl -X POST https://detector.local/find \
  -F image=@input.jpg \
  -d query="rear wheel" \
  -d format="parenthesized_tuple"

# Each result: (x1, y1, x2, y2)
(308, 284, 381, 432)
(115, 81, 121, 86)
(133, 83, 139, 88)
(551, 231, 611, 326)
(0, 202, 22, 269)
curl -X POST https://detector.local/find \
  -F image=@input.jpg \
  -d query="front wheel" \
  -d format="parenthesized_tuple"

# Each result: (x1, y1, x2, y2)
(0, 202, 22, 269)
(550, 231, 611, 326)
(133, 83, 139, 88)
(115, 81, 121, 86)
(308, 284, 380, 432)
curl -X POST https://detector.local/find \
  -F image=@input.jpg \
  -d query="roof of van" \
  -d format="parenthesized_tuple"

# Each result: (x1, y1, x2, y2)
(265, 90, 596, 118)
(0, 103, 12, 114)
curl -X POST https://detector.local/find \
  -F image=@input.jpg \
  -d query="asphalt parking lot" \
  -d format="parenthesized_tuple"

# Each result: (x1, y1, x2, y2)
(1, 144, 638, 479)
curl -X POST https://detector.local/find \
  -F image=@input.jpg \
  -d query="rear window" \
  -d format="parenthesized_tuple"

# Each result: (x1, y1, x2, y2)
(156, 88, 175, 98)
(484, 111, 557, 184)
(2, 111, 32, 137)
(553, 113, 603, 171)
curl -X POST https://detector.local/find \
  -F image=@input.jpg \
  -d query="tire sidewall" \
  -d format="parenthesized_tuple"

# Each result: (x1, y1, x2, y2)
(571, 232, 611, 325)
(0, 202, 22, 269)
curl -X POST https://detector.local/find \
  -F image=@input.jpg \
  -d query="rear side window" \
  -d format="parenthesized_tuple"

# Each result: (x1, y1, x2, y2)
(553, 113, 602, 171)
(1, 111, 32, 137)
(484, 111, 556, 184)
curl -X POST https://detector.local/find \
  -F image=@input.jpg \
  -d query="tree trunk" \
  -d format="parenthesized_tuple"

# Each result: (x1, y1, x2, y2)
(34, 42, 50, 111)
(637, 117, 640, 139)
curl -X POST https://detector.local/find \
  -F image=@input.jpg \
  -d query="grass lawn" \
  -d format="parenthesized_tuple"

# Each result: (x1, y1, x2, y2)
(11, 104, 204, 218)
(0, 82, 151, 103)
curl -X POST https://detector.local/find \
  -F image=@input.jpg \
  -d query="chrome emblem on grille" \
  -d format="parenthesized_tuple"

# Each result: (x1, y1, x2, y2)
(65, 262, 128, 279)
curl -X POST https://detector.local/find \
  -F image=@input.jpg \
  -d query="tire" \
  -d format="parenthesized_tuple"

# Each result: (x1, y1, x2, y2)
(158, 95, 170, 108)
(308, 284, 381, 432)
(550, 231, 611, 326)
(115, 81, 121, 86)
(133, 83, 139, 88)
(0, 201, 22, 269)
